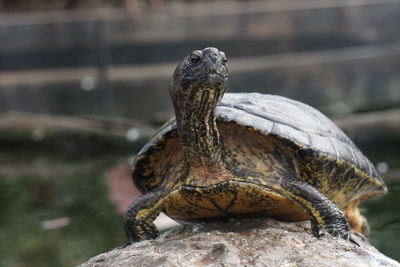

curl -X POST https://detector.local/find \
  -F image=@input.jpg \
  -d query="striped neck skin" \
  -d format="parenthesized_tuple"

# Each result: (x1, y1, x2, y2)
(172, 82, 227, 173)
(169, 47, 229, 174)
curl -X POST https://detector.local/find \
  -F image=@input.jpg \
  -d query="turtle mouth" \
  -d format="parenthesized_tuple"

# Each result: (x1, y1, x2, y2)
(184, 72, 228, 84)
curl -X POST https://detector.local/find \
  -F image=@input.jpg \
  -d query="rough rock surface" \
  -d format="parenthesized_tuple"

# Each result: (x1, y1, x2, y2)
(79, 218, 399, 267)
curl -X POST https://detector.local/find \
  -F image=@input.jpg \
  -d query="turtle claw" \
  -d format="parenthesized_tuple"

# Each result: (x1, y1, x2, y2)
(348, 235, 362, 247)
(329, 230, 361, 247)
(311, 219, 360, 247)
(121, 241, 132, 249)
(316, 229, 359, 246)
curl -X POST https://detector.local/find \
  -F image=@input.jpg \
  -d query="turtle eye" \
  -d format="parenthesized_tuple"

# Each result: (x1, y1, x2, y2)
(189, 53, 202, 65)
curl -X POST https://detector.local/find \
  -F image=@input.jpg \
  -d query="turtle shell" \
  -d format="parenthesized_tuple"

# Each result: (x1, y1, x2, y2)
(133, 93, 386, 203)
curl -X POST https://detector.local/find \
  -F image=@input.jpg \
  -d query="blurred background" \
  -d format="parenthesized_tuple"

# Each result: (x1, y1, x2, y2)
(0, 0, 400, 266)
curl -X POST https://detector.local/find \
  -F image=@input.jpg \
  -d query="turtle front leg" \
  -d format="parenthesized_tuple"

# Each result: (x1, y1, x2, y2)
(123, 189, 166, 244)
(274, 175, 359, 246)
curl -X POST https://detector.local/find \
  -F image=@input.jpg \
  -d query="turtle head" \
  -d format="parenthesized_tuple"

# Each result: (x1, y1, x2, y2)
(169, 47, 228, 106)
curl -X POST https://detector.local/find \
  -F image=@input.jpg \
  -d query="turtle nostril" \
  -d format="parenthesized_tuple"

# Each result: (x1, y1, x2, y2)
(211, 52, 218, 60)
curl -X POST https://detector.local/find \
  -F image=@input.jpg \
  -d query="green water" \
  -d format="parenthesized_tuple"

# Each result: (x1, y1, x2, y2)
(0, 153, 126, 267)
(364, 180, 400, 260)
(0, 151, 399, 267)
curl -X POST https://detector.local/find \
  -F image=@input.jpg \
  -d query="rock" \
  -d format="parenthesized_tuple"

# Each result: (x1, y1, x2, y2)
(78, 218, 399, 267)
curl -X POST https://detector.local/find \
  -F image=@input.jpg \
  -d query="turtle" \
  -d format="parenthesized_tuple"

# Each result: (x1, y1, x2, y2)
(124, 47, 387, 245)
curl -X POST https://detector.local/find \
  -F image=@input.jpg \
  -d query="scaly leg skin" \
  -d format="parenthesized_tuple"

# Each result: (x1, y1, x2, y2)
(273, 175, 360, 247)
(123, 189, 166, 247)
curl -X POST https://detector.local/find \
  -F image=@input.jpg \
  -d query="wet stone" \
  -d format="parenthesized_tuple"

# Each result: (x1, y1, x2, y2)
(78, 218, 400, 267)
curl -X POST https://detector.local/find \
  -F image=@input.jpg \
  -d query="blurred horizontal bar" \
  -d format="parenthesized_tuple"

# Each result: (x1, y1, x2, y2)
(0, 0, 399, 26)
(1, 108, 400, 154)
(0, 41, 399, 120)
(1, 0, 400, 70)
(0, 111, 155, 152)
(0, 42, 399, 86)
